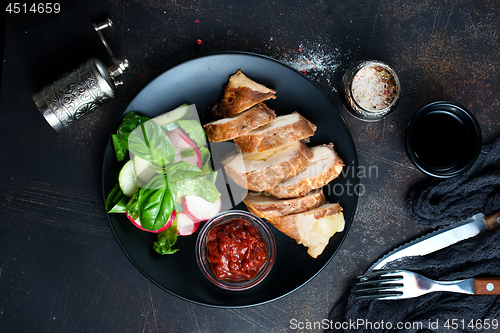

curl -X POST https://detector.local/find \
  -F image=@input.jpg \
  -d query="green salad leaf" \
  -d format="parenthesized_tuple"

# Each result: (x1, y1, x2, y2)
(137, 172, 175, 231)
(177, 171, 220, 203)
(153, 218, 179, 255)
(119, 113, 151, 146)
(128, 120, 176, 166)
(178, 120, 207, 148)
(125, 191, 140, 221)
(165, 161, 202, 182)
(107, 105, 222, 256)
(180, 147, 195, 158)
(199, 147, 212, 175)
(111, 135, 127, 162)
(106, 183, 128, 213)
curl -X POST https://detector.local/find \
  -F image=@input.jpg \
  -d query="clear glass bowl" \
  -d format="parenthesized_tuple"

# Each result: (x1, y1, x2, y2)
(196, 210, 276, 291)
(340, 60, 401, 122)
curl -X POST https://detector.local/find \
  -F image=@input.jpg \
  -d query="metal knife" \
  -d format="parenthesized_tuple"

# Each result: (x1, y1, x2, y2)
(368, 210, 500, 272)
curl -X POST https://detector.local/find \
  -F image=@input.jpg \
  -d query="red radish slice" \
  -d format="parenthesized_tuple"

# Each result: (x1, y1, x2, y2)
(125, 211, 176, 233)
(166, 127, 202, 167)
(182, 196, 222, 221)
(176, 211, 201, 236)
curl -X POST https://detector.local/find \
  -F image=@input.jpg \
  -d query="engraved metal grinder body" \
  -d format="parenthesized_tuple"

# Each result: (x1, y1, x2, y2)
(33, 19, 129, 131)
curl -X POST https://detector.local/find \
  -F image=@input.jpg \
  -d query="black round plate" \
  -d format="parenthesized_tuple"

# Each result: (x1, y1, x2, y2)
(102, 52, 359, 307)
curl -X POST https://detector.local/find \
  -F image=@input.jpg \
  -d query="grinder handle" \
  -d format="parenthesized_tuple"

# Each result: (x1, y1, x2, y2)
(484, 210, 500, 231)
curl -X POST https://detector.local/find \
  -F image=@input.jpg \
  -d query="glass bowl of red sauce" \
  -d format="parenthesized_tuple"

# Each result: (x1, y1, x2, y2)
(196, 210, 276, 291)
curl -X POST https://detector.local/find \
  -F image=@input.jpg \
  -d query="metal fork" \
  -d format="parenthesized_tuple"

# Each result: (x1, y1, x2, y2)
(356, 270, 500, 300)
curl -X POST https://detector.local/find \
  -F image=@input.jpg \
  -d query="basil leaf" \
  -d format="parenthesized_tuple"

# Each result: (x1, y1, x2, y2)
(137, 173, 175, 231)
(126, 191, 140, 221)
(199, 147, 212, 175)
(153, 218, 179, 255)
(180, 147, 195, 158)
(106, 183, 127, 212)
(202, 170, 218, 183)
(178, 120, 207, 147)
(111, 134, 127, 162)
(117, 112, 150, 150)
(161, 121, 180, 132)
(108, 197, 128, 213)
(168, 182, 178, 202)
(177, 174, 220, 203)
(128, 120, 175, 166)
(165, 161, 202, 182)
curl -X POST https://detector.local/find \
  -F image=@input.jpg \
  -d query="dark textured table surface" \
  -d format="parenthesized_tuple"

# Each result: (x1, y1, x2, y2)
(1, 0, 499, 332)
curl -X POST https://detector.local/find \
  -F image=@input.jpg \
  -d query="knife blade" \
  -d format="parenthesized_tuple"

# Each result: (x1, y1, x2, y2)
(368, 210, 500, 272)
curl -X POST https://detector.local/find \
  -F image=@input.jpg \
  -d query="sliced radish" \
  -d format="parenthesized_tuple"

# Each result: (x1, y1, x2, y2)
(176, 211, 201, 236)
(125, 210, 176, 233)
(182, 196, 222, 221)
(166, 127, 202, 168)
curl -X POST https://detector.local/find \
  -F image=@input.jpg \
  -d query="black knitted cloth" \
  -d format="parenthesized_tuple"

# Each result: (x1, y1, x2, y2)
(327, 137, 500, 333)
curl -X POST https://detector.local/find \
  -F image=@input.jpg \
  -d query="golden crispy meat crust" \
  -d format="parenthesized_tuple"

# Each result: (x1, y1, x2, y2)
(243, 189, 326, 219)
(212, 86, 276, 118)
(203, 103, 276, 142)
(266, 144, 343, 199)
(223, 142, 313, 192)
(233, 112, 317, 153)
(266, 203, 343, 243)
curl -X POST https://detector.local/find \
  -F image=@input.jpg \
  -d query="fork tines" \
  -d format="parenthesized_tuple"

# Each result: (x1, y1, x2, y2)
(356, 270, 404, 300)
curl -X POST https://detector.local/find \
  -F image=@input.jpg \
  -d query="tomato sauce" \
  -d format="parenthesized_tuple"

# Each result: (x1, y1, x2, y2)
(206, 219, 268, 281)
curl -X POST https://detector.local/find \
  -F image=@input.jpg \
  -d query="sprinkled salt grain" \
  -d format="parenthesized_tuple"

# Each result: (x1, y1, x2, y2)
(274, 39, 346, 91)
(280, 42, 339, 73)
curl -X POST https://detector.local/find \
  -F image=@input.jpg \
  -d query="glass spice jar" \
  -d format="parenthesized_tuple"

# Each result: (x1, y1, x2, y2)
(340, 60, 401, 122)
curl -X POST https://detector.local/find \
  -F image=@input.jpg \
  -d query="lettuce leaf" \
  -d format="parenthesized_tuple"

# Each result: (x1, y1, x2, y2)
(153, 218, 179, 255)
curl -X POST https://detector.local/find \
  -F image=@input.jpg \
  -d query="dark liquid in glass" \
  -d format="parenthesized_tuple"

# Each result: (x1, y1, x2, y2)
(410, 111, 470, 169)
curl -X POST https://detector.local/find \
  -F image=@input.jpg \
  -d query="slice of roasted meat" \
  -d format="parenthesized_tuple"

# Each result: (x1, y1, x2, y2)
(266, 144, 343, 199)
(233, 112, 317, 153)
(212, 70, 276, 118)
(203, 103, 276, 142)
(221, 141, 312, 192)
(243, 188, 326, 219)
(266, 203, 344, 258)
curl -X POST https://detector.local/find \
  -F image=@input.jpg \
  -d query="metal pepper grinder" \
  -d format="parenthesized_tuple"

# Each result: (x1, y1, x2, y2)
(33, 18, 129, 131)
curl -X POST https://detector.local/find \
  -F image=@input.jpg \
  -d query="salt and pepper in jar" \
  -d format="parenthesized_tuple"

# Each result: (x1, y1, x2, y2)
(341, 60, 401, 122)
